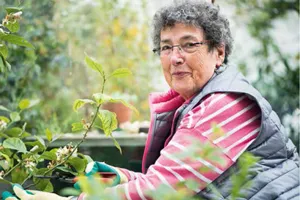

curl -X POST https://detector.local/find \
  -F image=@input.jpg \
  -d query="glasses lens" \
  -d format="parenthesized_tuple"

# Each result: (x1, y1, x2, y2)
(182, 43, 199, 53)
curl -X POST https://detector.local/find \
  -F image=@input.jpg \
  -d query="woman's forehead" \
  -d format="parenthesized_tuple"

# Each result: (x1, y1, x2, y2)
(160, 23, 204, 42)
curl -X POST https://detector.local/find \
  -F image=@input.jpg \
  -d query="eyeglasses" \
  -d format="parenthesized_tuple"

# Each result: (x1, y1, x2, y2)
(152, 41, 209, 56)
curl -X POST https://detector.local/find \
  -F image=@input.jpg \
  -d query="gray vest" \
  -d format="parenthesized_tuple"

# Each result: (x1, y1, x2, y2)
(143, 66, 299, 200)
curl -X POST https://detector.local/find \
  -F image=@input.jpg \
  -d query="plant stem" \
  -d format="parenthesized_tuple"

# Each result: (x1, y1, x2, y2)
(21, 174, 32, 185)
(3, 162, 21, 178)
(24, 78, 107, 189)
(43, 78, 106, 175)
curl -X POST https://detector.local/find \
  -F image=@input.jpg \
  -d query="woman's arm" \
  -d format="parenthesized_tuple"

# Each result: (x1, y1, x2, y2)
(100, 93, 261, 200)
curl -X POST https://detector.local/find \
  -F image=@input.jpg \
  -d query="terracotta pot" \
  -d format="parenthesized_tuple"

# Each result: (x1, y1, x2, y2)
(102, 102, 132, 125)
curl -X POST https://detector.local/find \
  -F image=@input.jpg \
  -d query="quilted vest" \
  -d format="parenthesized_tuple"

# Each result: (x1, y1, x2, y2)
(143, 65, 299, 200)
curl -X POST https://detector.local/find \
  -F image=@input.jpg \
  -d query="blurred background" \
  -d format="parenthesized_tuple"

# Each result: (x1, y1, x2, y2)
(0, 0, 299, 152)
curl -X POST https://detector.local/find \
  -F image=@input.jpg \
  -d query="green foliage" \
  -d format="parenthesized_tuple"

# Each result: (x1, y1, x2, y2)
(73, 99, 96, 112)
(0, 6, 135, 190)
(97, 110, 118, 136)
(3, 137, 27, 153)
(71, 54, 138, 153)
(0, 0, 75, 136)
(0, 98, 90, 190)
(0, 54, 132, 190)
(0, 34, 34, 49)
(230, 153, 260, 200)
(84, 54, 105, 77)
(0, 6, 33, 74)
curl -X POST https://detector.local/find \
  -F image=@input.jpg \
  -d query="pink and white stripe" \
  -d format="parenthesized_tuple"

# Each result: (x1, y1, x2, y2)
(95, 92, 261, 200)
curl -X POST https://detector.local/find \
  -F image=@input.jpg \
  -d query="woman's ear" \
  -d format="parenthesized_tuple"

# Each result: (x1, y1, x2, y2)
(216, 44, 225, 67)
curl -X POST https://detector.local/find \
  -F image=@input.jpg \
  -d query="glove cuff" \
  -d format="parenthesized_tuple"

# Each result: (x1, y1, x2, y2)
(113, 167, 128, 184)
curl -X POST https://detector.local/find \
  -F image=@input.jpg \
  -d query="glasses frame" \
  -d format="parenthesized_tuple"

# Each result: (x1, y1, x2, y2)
(152, 40, 210, 56)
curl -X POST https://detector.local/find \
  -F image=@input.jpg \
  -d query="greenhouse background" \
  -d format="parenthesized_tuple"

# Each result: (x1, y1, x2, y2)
(0, 0, 299, 181)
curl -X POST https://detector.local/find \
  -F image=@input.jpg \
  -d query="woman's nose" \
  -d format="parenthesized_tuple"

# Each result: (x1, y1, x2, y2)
(170, 48, 184, 66)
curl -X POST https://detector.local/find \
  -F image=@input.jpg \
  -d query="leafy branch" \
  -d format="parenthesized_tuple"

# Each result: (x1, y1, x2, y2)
(0, 7, 34, 74)
(0, 6, 138, 192)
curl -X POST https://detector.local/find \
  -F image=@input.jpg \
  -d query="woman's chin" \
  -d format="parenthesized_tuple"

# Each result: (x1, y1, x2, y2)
(172, 86, 195, 100)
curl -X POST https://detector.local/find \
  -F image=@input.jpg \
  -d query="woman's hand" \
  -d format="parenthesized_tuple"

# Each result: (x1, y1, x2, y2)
(2, 184, 72, 200)
(74, 161, 128, 191)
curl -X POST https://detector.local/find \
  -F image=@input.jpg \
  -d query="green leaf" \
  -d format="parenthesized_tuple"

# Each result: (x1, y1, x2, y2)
(110, 99, 139, 115)
(92, 93, 112, 105)
(40, 151, 57, 160)
(5, 7, 22, 14)
(0, 148, 13, 159)
(18, 99, 30, 110)
(0, 116, 10, 123)
(45, 128, 52, 142)
(0, 44, 8, 59)
(83, 155, 93, 163)
(5, 21, 20, 33)
(67, 157, 87, 173)
(25, 140, 45, 152)
(21, 122, 27, 131)
(111, 136, 122, 154)
(33, 168, 53, 192)
(71, 122, 84, 132)
(0, 160, 9, 170)
(84, 54, 104, 76)
(0, 152, 11, 170)
(11, 167, 27, 184)
(108, 68, 132, 79)
(17, 99, 39, 110)
(40, 181, 54, 192)
(4, 60, 11, 71)
(10, 112, 20, 122)
(0, 34, 34, 48)
(51, 134, 63, 142)
(3, 137, 27, 153)
(56, 166, 77, 176)
(4, 127, 31, 138)
(34, 136, 46, 148)
(183, 179, 200, 191)
(73, 99, 95, 112)
(97, 110, 118, 136)
(0, 57, 5, 73)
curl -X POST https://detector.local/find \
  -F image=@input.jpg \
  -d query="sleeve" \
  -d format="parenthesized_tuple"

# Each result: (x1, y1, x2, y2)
(107, 93, 261, 200)
(115, 167, 144, 182)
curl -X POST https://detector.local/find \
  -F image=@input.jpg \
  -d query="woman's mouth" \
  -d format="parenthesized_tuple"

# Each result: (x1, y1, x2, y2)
(172, 72, 191, 78)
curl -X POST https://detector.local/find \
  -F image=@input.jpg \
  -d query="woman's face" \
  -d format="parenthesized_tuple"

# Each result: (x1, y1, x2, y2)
(160, 23, 224, 100)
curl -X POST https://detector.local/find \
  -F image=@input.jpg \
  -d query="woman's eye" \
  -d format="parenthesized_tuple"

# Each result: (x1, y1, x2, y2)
(183, 42, 196, 48)
(161, 45, 172, 51)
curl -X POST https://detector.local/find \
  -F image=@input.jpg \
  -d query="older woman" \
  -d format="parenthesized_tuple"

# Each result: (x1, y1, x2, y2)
(3, 1, 299, 200)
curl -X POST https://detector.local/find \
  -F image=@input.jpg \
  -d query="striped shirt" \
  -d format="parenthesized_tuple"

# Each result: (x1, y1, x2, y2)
(107, 92, 261, 199)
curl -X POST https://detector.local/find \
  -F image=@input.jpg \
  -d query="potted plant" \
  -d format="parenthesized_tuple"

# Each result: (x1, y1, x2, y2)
(101, 92, 137, 126)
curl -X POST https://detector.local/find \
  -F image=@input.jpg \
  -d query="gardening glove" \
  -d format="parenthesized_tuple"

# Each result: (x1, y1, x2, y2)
(74, 161, 128, 190)
(2, 184, 74, 200)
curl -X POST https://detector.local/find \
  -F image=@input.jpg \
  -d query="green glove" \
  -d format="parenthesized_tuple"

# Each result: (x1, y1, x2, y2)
(2, 190, 18, 200)
(2, 184, 34, 200)
(74, 161, 121, 191)
(2, 184, 70, 200)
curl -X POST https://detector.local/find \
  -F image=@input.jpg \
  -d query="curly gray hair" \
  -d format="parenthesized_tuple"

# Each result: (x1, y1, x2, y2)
(152, 0, 233, 63)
